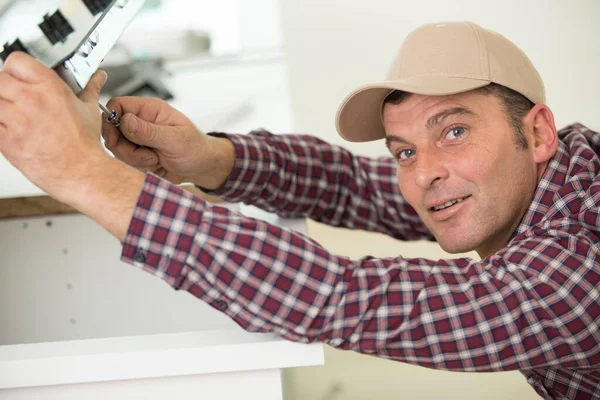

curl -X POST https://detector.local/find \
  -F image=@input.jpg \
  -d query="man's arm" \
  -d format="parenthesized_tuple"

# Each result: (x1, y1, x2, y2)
(206, 130, 433, 241)
(68, 157, 147, 242)
(121, 173, 600, 372)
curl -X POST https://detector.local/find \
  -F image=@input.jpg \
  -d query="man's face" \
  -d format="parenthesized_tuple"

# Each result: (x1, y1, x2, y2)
(383, 91, 538, 256)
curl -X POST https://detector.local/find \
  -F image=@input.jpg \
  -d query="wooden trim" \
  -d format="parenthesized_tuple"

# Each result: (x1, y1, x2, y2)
(0, 185, 224, 220)
(0, 196, 77, 220)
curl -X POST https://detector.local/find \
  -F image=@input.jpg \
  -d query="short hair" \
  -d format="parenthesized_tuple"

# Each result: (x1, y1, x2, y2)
(383, 83, 534, 149)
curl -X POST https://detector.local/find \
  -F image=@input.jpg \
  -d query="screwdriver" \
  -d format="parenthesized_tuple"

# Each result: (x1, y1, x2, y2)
(98, 102, 121, 128)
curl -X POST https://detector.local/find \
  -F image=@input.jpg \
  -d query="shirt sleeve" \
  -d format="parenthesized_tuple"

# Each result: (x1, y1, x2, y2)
(204, 130, 433, 241)
(122, 173, 600, 372)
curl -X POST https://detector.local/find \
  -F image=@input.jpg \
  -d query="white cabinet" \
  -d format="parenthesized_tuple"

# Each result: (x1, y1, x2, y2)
(0, 330, 323, 400)
(0, 205, 323, 399)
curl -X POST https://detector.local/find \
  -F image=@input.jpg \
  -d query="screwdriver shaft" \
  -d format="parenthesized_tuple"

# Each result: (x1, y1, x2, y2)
(98, 102, 111, 115)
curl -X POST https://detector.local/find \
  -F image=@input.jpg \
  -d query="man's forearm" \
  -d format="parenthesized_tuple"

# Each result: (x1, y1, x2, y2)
(64, 156, 146, 242)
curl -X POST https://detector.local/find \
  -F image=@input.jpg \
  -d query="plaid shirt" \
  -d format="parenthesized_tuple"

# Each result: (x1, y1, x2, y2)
(122, 123, 600, 399)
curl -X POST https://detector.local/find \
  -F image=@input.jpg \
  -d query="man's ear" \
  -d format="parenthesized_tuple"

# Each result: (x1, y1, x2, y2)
(522, 104, 558, 164)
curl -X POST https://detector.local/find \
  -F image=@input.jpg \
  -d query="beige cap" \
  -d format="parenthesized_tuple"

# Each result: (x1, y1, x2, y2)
(335, 21, 545, 142)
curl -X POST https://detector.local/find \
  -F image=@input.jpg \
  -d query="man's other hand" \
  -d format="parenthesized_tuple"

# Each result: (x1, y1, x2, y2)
(102, 97, 235, 190)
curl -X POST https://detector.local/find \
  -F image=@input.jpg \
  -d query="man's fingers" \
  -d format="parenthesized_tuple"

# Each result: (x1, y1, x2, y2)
(105, 135, 159, 168)
(101, 121, 117, 146)
(2, 51, 50, 84)
(101, 119, 149, 154)
(0, 72, 25, 102)
(78, 70, 108, 104)
(101, 121, 127, 152)
(103, 125, 135, 153)
(105, 97, 160, 123)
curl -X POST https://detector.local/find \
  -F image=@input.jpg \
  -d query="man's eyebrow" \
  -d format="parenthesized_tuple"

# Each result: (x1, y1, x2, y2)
(385, 135, 411, 152)
(426, 107, 475, 130)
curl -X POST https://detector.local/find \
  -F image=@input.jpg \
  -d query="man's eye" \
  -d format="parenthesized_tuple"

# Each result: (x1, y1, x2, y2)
(446, 127, 466, 140)
(396, 149, 415, 160)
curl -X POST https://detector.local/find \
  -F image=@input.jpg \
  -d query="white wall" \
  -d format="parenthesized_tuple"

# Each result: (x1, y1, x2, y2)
(278, 1, 599, 399)
(116, 0, 284, 56)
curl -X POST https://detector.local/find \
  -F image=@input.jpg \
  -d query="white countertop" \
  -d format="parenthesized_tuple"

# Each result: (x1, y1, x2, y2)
(0, 329, 324, 389)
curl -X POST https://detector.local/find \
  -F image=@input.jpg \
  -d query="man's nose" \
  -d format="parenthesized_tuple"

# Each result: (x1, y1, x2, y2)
(413, 149, 450, 189)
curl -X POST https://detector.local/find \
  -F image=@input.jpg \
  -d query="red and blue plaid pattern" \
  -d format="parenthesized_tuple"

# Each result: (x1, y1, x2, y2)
(122, 124, 600, 399)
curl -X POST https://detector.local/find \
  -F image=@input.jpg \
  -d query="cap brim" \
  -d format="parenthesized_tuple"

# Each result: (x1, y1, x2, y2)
(335, 76, 491, 142)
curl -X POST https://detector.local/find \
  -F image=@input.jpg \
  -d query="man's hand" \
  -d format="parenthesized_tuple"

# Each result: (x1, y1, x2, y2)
(0, 52, 112, 203)
(102, 97, 235, 190)
(0, 52, 150, 241)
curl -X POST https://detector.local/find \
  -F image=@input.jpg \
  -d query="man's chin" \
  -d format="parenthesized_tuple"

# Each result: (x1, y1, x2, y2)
(434, 234, 478, 255)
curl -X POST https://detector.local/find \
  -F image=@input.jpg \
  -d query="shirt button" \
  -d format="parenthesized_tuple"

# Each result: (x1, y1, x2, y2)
(133, 251, 146, 263)
(216, 300, 228, 310)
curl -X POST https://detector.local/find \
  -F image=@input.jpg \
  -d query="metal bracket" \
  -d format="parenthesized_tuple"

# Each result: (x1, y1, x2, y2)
(1, 0, 146, 93)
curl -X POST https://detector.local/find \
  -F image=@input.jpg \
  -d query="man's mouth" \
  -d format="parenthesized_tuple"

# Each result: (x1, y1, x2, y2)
(430, 196, 470, 212)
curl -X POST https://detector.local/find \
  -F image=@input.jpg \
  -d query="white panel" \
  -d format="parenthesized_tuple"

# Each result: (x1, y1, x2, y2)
(0, 204, 306, 346)
(0, 368, 283, 400)
(0, 330, 323, 389)
(163, 58, 294, 135)
(0, 213, 235, 345)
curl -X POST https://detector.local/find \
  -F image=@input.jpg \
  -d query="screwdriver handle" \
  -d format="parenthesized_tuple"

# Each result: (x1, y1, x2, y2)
(98, 103, 120, 128)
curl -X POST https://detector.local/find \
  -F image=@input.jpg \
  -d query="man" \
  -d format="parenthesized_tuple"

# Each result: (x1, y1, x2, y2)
(0, 21, 598, 399)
